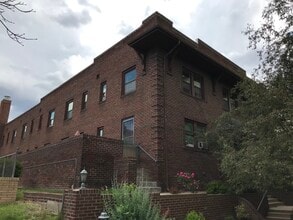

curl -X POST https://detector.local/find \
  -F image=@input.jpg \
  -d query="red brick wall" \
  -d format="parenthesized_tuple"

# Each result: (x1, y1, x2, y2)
(62, 189, 238, 220)
(63, 189, 103, 220)
(18, 135, 126, 189)
(18, 136, 84, 189)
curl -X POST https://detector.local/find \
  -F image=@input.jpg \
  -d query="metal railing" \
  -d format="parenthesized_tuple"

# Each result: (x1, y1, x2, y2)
(0, 153, 16, 177)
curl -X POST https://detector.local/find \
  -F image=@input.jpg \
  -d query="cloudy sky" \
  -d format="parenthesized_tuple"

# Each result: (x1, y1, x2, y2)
(0, 0, 267, 121)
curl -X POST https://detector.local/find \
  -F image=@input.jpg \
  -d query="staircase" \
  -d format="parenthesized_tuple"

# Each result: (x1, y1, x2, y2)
(266, 195, 293, 220)
(136, 168, 161, 193)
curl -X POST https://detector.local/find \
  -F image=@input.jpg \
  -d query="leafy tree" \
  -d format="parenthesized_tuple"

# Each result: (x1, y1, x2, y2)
(0, 0, 35, 45)
(208, 0, 293, 194)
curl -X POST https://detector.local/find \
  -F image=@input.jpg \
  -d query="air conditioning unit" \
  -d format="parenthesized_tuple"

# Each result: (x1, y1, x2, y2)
(186, 143, 194, 148)
(197, 141, 208, 150)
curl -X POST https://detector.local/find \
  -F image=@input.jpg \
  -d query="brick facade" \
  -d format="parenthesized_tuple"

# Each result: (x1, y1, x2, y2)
(0, 12, 245, 190)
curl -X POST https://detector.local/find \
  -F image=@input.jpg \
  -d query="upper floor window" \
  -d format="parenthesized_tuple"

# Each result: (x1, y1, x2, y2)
(11, 130, 17, 143)
(65, 99, 74, 120)
(21, 124, 28, 139)
(184, 119, 206, 148)
(48, 109, 55, 127)
(97, 127, 104, 137)
(122, 117, 134, 144)
(81, 91, 88, 110)
(6, 132, 10, 144)
(182, 69, 204, 99)
(38, 115, 43, 130)
(223, 87, 237, 111)
(99, 82, 107, 102)
(30, 119, 34, 134)
(123, 68, 136, 95)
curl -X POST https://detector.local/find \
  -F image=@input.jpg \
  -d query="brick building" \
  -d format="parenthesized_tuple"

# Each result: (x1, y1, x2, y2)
(0, 12, 245, 190)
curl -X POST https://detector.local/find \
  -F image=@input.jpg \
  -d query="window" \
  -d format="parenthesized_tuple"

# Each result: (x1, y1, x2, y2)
(30, 119, 34, 134)
(97, 127, 104, 137)
(11, 130, 17, 143)
(223, 88, 237, 111)
(48, 110, 55, 127)
(81, 91, 88, 110)
(38, 115, 43, 130)
(123, 68, 136, 95)
(21, 124, 28, 139)
(65, 99, 74, 120)
(99, 82, 107, 102)
(182, 69, 204, 99)
(122, 117, 134, 144)
(184, 119, 206, 148)
(6, 132, 10, 144)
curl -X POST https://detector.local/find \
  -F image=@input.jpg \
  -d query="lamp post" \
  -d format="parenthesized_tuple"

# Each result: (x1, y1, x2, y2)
(80, 168, 88, 189)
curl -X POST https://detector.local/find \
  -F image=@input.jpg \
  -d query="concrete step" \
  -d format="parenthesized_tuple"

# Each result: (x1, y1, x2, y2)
(267, 211, 292, 218)
(266, 217, 291, 220)
(269, 201, 285, 207)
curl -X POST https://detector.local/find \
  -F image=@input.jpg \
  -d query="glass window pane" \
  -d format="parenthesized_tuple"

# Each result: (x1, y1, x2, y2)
(184, 135, 194, 146)
(184, 121, 193, 132)
(125, 69, 136, 83)
(125, 81, 136, 94)
(68, 102, 73, 111)
(182, 71, 190, 84)
(122, 118, 134, 144)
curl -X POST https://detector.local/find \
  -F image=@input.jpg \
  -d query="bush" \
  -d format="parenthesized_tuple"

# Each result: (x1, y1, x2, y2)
(14, 161, 22, 177)
(176, 171, 199, 192)
(206, 180, 230, 194)
(185, 210, 205, 220)
(235, 203, 251, 220)
(102, 183, 165, 220)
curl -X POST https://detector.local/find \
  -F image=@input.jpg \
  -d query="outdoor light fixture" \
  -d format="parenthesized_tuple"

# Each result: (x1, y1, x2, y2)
(80, 168, 88, 189)
(98, 211, 110, 219)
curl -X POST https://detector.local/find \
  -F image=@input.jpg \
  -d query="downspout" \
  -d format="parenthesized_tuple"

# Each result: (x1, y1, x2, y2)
(163, 40, 181, 190)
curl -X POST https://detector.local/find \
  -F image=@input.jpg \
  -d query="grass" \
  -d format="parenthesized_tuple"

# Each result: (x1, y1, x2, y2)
(0, 201, 61, 220)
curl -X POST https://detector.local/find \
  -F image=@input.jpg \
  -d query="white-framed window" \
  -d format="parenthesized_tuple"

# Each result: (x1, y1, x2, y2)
(122, 117, 134, 144)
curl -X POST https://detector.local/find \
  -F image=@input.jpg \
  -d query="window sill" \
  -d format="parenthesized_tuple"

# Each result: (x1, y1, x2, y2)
(183, 145, 210, 153)
(121, 91, 136, 98)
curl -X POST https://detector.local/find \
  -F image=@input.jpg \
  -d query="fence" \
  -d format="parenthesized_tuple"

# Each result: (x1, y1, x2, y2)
(0, 153, 16, 177)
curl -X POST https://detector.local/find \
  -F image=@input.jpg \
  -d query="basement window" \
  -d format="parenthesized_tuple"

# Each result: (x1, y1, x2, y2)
(97, 127, 104, 137)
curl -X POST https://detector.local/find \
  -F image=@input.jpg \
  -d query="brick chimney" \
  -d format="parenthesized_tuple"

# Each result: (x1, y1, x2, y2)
(0, 96, 12, 125)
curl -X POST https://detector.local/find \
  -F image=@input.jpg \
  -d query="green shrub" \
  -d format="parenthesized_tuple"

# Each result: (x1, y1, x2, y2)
(14, 161, 22, 177)
(185, 210, 205, 220)
(235, 203, 250, 220)
(224, 215, 236, 220)
(102, 183, 165, 220)
(206, 180, 230, 194)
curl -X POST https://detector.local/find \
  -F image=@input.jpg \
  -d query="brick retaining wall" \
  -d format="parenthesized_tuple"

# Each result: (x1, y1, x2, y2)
(0, 177, 19, 203)
(24, 192, 63, 203)
(62, 189, 238, 220)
